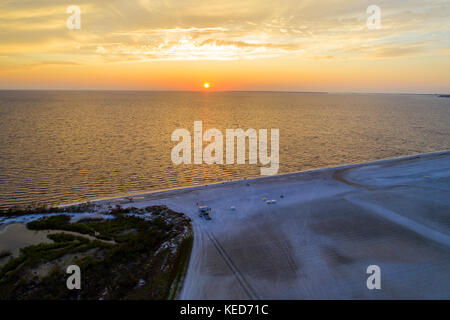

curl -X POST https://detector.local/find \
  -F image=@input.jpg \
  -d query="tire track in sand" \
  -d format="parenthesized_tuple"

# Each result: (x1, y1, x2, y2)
(201, 225, 260, 300)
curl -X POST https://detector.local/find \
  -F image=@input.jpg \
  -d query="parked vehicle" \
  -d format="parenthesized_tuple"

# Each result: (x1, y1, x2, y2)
(198, 206, 212, 220)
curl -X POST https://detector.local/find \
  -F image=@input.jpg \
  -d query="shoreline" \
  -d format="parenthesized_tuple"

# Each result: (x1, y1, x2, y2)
(0, 150, 449, 299)
(56, 150, 450, 209)
(62, 149, 447, 299)
(117, 149, 447, 299)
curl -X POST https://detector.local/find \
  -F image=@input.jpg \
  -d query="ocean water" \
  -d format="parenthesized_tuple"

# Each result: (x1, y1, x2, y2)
(0, 91, 449, 209)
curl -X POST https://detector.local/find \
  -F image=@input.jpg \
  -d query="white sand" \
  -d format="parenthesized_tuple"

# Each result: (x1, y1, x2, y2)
(87, 150, 450, 299)
(2, 151, 449, 299)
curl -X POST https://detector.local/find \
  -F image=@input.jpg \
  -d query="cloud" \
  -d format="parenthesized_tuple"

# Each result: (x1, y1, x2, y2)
(93, 38, 303, 62)
(0, 0, 448, 64)
(369, 45, 428, 58)
(199, 39, 300, 50)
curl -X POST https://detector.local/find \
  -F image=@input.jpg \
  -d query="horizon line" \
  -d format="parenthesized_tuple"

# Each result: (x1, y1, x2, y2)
(0, 88, 448, 96)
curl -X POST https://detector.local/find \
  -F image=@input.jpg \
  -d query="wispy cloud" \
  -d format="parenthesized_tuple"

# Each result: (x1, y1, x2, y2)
(1, 0, 448, 64)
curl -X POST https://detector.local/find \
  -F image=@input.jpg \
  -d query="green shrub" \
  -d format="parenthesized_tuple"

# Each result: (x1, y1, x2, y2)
(27, 215, 71, 230)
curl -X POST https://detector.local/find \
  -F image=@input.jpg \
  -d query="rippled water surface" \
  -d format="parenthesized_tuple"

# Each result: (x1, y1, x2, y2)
(0, 91, 449, 209)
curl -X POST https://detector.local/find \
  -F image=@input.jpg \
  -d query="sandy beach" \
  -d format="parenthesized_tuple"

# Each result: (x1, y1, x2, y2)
(1, 151, 449, 299)
(73, 150, 449, 299)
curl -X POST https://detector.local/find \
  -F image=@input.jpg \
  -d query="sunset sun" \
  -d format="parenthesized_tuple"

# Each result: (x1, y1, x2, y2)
(203, 82, 210, 89)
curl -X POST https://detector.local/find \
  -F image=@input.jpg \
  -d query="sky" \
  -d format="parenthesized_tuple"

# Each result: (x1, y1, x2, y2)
(0, 0, 449, 93)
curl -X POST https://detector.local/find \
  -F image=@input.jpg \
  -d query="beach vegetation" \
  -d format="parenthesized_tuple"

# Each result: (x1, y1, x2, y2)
(0, 206, 193, 300)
